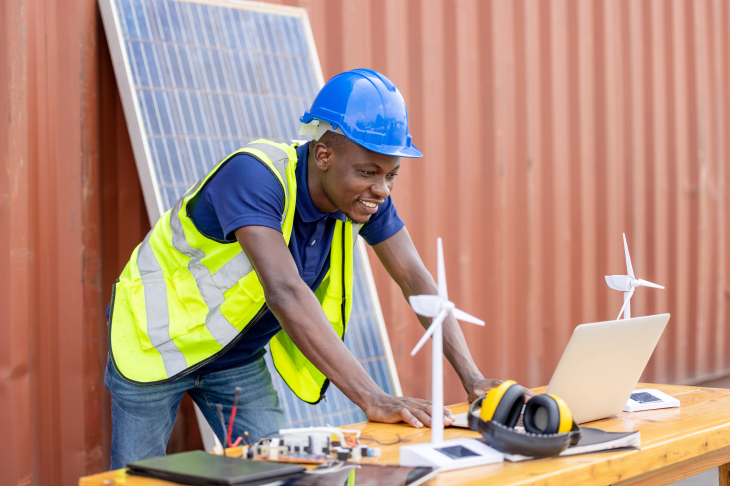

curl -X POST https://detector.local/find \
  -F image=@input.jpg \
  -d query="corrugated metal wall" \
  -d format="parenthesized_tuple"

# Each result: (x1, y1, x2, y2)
(0, 0, 109, 484)
(292, 0, 730, 402)
(1, 0, 729, 483)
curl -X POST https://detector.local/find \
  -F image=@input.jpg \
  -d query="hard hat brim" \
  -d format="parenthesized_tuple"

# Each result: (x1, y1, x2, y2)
(356, 141, 423, 158)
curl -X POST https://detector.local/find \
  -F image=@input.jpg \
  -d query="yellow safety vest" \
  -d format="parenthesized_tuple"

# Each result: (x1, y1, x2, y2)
(108, 140, 359, 404)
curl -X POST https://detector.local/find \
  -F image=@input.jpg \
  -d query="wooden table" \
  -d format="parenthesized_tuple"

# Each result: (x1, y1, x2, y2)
(80, 384, 730, 486)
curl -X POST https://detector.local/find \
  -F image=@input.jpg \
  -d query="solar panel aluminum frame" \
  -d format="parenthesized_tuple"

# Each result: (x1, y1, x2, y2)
(98, 0, 402, 397)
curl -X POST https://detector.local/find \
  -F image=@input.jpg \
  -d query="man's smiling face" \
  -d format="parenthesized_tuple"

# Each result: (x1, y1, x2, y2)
(309, 133, 400, 224)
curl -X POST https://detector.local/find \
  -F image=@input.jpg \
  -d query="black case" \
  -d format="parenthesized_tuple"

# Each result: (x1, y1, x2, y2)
(127, 450, 305, 486)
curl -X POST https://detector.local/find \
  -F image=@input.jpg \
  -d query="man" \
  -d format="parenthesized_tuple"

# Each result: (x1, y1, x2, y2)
(105, 69, 502, 469)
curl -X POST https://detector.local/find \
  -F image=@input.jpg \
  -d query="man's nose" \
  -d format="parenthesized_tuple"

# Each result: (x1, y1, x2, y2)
(372, 178, 390, 198)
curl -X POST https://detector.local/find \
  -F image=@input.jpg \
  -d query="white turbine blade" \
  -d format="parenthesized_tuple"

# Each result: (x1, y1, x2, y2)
(452, 308, 485, 326)
(409, 294, 443, 318)
(636, 279, 665, 290)
(411, 310, 448, 356)
(605, 275, 631, 291)
(616, 287, 635, 320)
(437, 238, 448, 300)
(623, 233, 635, 279)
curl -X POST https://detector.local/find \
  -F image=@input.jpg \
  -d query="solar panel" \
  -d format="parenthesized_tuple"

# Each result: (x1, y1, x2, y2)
(99, 0, 402, 429)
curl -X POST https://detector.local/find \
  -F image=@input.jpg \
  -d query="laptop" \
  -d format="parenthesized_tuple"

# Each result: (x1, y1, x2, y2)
(127, 450, 305, 486)
(452, 314, 670, 427)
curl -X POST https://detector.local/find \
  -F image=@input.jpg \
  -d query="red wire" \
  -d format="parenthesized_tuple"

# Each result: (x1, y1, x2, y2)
(227, 405, 243, 447)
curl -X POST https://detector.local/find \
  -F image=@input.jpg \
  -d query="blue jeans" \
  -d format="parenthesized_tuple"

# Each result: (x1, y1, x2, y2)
(104, 355, 285, 470)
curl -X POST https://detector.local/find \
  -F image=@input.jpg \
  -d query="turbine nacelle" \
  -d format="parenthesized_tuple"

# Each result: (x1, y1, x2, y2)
(605, 275, 665, 292)
(409, 295, 454, 318)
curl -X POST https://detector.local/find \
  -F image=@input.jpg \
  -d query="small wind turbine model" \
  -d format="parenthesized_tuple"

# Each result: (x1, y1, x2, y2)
(605, 234, 664, 320)
(399, 238, 503, 471)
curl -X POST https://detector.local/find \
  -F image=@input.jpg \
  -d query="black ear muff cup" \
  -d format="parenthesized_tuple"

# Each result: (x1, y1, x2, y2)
(524, 395, 561, 435)
(491, 384, 526, 428)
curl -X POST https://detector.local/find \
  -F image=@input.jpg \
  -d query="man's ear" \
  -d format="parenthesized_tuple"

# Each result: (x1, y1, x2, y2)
(312, 141, 334, 171)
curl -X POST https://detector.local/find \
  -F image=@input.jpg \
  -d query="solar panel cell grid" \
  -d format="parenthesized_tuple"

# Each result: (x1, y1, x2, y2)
(116, 0, 317, 206)
(105, 0, 399, 429)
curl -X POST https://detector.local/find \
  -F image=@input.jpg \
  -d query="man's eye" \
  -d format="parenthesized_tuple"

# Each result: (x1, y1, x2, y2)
(362, 170, 375, 176)
(387, 173, 398, 179)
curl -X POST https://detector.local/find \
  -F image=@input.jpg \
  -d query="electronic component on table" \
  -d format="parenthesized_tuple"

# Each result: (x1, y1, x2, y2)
(216, 389, 381, 465)
(246, 427, 381, 464)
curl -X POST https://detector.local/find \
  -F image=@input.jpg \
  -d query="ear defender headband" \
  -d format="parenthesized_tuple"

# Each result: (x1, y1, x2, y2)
(468, 382, 581, 458)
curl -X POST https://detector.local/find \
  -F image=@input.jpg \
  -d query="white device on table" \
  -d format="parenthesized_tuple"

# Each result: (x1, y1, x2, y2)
(399, 238, 503, 471)
(546, 314, 670, 423)
(450, 314, 671, 428)
(624, 388, 679, 412)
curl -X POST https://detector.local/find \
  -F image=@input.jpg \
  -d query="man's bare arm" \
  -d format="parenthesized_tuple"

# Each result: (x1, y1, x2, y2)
(235, 225, 455, 427)
(373, 227, 534, 401)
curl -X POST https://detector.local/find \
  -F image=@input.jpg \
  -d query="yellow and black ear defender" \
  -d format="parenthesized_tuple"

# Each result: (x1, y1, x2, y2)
(480, 380, 525, 428)
(469, 381, 581, 458)
(523, 394, 573, 435)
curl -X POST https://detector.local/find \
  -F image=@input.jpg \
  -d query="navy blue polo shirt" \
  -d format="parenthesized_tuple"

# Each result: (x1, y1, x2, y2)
(188, 142, 404, 373)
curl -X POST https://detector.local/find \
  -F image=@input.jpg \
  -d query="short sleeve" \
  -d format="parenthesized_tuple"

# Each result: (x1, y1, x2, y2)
(359, 196, 405, 246)
(199, 154, 286, 241)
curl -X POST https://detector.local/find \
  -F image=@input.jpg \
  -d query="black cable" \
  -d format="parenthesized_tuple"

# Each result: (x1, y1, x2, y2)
(359, 433, 403, 446)
(215, 404, 228, 457)
(233, 387, 241, 408)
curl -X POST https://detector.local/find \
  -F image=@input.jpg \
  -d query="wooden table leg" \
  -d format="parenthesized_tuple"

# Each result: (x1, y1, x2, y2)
(720, 463, 730, 486)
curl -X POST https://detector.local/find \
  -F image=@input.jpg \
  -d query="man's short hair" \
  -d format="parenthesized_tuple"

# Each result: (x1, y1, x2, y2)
(312, 131, 353, 155)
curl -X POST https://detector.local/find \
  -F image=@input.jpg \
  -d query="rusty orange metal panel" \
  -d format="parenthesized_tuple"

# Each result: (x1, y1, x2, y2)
(0, 0, 109, 482)
(3, 0, 730, 481)
(0, 1, 35, 483)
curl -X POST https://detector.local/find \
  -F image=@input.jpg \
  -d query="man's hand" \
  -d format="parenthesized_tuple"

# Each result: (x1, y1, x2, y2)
(465, 379, 536, 403)
(364, 394, 456, 428)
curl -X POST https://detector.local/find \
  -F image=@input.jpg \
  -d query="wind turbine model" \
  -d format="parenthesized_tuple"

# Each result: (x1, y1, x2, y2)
(399, 238, 503, 471)
(605, 233, 664, 320)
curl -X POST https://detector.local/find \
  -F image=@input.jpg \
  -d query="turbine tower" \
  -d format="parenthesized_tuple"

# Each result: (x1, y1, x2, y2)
(605, 233, 664, 320)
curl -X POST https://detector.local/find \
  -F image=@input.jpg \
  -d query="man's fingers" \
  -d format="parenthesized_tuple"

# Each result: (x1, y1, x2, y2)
(392, 398, 455, 429)
(412, 408, 432, 428)
(422, 402, 433, 416)
(400, 408, 423, 428)
(420, 402, 454, 421)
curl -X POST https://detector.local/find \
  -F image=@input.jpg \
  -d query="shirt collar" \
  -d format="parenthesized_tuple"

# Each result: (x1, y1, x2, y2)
(296, 142, 346, 223)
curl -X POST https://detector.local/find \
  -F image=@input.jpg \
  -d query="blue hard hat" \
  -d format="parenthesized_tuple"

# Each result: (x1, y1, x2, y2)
(301, 69, 423, 158)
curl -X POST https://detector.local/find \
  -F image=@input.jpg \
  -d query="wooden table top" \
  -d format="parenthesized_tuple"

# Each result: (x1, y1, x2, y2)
(80, 384, 730, 486)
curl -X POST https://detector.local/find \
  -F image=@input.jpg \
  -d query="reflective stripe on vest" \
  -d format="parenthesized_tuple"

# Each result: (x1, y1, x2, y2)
(136, 231, 188, 377)
(109, 139, 360, 404)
